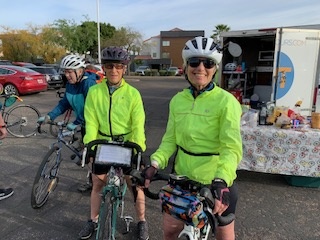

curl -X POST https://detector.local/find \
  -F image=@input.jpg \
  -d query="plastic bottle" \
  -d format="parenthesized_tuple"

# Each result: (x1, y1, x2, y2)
(259, 103, 267, 125)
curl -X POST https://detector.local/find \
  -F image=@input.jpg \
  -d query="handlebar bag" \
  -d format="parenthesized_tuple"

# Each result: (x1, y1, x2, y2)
(159, 184, 208, 228)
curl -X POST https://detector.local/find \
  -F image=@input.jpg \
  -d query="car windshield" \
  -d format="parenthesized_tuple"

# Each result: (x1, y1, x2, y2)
(4, 65, 39, 73)
(137, 66, 149, 70)
(31, 67, 58, 74)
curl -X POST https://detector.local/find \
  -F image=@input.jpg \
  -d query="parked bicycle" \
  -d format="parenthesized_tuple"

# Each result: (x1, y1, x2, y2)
(0, 93, 41, 138)
(30, 120, 82, 209)
(83, 139, 148, 240)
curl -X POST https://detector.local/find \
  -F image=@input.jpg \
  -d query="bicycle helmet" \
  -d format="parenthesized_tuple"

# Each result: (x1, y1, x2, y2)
(101, 47, 130, 64)
(182, 36, 222, 65)
(60, 54, 86, 70)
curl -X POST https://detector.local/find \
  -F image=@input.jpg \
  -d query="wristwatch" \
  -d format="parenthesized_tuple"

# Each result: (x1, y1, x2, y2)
(0, 125, 6, 128)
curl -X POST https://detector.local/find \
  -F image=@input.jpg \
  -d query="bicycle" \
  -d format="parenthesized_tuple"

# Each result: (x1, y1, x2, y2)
(30, 120, 83, 209)
(0, 93, 41, 137)
(135, 173, 235, 240)
(83, 139, 146, 240)
(49, 89, 73, 137)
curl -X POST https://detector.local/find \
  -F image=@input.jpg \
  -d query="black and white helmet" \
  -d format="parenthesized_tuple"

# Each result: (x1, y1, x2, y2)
(182, 36, 222, 65)
(60, 54, 86, 70)
(101, 47, 130, 65)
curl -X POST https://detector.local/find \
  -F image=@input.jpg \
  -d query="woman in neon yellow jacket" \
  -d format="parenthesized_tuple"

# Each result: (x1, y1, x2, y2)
(79, 47, 148, 240)
(144, 37, 242, 240)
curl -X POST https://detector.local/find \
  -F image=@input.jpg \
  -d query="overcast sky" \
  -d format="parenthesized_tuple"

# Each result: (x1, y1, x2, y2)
(1, 0, 320, 39)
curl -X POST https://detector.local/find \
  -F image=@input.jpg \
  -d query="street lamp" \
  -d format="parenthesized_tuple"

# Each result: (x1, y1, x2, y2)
(97, 0, 101, 64)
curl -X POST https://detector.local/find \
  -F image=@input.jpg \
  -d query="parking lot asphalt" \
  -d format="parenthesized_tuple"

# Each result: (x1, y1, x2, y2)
(0, 76, 319, 240)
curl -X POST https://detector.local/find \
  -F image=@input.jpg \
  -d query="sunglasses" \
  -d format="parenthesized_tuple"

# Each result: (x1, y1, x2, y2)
(188, 57, 216, 69)
(104, 63, 125, 70)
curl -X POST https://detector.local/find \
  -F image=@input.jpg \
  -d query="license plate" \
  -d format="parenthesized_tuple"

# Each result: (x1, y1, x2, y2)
(37, 79, 43, 83)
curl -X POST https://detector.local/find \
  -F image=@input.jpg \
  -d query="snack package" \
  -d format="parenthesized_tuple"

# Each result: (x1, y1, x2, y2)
(241, 109, 259, 127)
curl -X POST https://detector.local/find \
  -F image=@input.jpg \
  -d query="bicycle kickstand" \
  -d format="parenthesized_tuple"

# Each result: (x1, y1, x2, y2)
(123, 215, 134, 234)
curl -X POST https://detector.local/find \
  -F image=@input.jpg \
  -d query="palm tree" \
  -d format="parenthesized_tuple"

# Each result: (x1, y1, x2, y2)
(211, 24, 230, 43)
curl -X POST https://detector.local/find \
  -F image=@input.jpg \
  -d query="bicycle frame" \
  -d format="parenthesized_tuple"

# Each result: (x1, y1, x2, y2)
(84, 140, 143, 240)
(96, 166, 129, 239)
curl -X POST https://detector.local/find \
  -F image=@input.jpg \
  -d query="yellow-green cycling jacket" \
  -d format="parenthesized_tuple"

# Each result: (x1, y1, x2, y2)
(151, 85, 242, 186)
(83, 79, 146, 152)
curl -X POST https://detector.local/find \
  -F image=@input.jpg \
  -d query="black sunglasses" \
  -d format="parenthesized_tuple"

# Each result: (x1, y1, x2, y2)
(188, 57, 216, 69)
(104, 63, 125, 70)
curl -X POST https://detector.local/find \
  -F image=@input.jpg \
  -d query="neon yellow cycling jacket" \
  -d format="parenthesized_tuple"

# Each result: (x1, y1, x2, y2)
(83, 79, 146, 152)
(151, 86, 242, 186)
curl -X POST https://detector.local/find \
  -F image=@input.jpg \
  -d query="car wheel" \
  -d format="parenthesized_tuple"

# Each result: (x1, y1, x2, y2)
(4, 84, 19, 95)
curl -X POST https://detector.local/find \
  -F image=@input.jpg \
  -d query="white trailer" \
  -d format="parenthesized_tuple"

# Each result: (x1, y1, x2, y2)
(219, 25, 320, 116)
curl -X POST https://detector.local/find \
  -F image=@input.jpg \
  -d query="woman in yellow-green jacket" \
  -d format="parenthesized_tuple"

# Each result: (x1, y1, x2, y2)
(144, 36, 242, 240)
(79, 47, 148, 240)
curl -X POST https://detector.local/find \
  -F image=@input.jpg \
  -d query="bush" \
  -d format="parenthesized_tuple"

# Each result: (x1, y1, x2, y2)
(151, 69, 159, 76)
(159, 70, 167, 76)
(144, 70, 152, 76)
(167, 71, 176, 76)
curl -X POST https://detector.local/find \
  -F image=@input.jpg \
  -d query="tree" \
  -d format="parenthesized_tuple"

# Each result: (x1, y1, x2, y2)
(101, 27, 143, 54)
(211, 24, 230, 43)
(0, 26, 66, 63)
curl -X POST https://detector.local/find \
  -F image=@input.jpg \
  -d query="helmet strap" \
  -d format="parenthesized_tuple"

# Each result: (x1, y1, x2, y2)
(75, 69, 84, 82)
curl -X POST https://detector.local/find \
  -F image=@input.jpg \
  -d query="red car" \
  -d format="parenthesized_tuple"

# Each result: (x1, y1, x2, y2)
(0, 65, 47, 95)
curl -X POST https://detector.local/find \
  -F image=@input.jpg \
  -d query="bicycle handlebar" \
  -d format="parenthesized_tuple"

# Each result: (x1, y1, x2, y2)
(130, 171, 235, 227)
(130, 169, 169, 199)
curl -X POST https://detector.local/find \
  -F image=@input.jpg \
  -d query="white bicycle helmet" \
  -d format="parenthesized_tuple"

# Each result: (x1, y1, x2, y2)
(60, 54, 86, 70)
(182, 36, 222, 65)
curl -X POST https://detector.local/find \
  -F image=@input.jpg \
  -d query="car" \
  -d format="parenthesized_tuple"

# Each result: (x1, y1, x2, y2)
(178, 67, 184, 75)
(12, 62, 36, 67)
(135, 66, 150, 76)
(0, 60, 13, 65)
(167, 66, 181, 76)
(27, 66, 64, 89)
(0, 65, 47, 95)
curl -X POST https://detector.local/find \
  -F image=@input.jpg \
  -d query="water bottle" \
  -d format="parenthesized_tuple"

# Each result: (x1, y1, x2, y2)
(259, 103, 267, 125)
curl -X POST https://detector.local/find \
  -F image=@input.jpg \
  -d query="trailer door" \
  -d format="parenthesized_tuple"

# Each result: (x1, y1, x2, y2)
(272, 28, 320, 116)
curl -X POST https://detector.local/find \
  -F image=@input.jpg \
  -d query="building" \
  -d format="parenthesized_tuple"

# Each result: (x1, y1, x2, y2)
(135, 28, 204, 70)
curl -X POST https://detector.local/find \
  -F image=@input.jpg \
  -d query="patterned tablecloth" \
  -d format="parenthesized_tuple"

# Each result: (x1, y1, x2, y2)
(239, 126, 320, 177)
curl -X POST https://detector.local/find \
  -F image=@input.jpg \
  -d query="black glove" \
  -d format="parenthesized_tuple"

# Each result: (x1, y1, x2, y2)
(142, 166, 157, 188)
(211, 179, 230, 206)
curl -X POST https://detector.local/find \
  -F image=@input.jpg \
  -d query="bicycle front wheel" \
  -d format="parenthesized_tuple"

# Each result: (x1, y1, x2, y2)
(97, 191, 114, 240)
(31, 146, 61, 209)
(5, 104, 40, 137)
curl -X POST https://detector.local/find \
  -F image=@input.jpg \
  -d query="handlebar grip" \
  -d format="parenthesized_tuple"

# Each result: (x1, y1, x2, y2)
(130, 170, 169, 200)
(216, 213, 235, 226)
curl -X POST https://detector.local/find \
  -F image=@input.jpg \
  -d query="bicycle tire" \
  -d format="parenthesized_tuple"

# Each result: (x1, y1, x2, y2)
(31, 146, 61, 209)
(97, 191, 113, 240)
(5, 104, 40, 137)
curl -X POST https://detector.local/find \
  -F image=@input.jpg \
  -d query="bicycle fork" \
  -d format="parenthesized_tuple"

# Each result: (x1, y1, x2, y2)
(119, 184, 134, 234)
(178, 224, 211, 240)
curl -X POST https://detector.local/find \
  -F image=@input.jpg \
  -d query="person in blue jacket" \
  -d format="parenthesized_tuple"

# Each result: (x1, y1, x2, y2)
(38, 54, 98, 191)
(38, 54, 98, 130)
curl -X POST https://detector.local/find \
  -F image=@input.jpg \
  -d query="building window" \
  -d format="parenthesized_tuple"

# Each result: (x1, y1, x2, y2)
(162, 41, 170, 47)
(152, 52, 157, 58)
(162, 52, 170, 58)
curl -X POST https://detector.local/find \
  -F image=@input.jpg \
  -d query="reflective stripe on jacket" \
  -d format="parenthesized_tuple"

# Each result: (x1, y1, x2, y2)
(150, 86, 242, 186)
